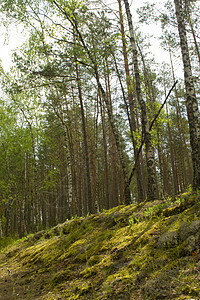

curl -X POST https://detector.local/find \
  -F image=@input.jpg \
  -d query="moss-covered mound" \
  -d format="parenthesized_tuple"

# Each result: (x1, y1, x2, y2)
(1, 192, 200, 299)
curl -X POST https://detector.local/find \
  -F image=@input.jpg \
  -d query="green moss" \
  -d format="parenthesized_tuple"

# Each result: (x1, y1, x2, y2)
(1, 193, 200, 300)
(87, 254, 102, 266)
(51, 269, 74, 287)
(79, 266, 97, 278)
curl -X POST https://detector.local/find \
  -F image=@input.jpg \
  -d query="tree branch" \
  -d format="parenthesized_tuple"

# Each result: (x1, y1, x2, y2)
(128, 79, 178, 187)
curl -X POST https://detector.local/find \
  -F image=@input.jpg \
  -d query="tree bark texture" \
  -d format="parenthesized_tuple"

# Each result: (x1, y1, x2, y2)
(75, 63, 93, 213)
(118, 0, 145, 202)
(174, 0, 200, 190)
(123, 0, 157, 201)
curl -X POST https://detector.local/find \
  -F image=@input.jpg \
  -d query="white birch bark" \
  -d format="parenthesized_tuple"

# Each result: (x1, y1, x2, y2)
(123, 0, 157, 200)
(174, 0, 200, 190)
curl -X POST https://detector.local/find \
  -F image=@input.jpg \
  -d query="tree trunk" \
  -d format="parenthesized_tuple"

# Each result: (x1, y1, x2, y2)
(174, 0, 200, 190)
(99, 91, 110, 209)
(169, 48, 193, 185)
(166, 102, 179, 194)
(55, 101, 74, 217)
(118, 0, 145, 202)
(96, 71, 131, 205)
(184, 0, 200, 68)
(123, 0, 157, 201)
(65, 94, 78, 216)
(75, 62, 93, 214)
(104, 61, 119, 208)
(52, 0, 131, 204)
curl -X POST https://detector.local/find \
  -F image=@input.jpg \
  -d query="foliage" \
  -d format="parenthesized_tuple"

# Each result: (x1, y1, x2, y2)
(0, 0, 198, 236)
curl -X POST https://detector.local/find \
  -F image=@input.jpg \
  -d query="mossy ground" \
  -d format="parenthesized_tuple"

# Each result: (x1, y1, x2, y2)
(1, 192, 200, 299)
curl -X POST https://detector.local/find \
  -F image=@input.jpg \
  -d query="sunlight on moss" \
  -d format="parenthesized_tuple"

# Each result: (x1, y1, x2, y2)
(1, 193, 200, 299)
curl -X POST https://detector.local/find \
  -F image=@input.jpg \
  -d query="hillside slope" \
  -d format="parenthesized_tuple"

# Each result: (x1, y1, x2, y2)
(1, 192, 200, 299)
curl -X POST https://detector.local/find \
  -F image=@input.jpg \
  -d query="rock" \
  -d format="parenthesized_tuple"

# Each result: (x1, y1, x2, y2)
(142, 274, 176, 299)
(30, 230, 45, 241)
(184, 235, 197, 253)
(156, 230, 178, 249)
(104, 211, 123, 228)
(179, 220, 200, 241)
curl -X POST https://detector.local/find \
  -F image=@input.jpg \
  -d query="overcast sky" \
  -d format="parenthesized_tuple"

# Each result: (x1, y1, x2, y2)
(0, 0, 176, 73)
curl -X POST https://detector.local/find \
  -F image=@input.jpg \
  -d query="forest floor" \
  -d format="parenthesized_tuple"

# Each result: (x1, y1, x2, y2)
(1, 191, 200, 299)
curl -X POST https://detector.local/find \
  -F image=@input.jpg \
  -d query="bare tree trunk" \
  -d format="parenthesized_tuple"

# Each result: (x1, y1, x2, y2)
(105, 62, 119, 208)
(184, 0, 200, 68)
(19, 108, 40, 231)
(169, 48, 193, 185)
(61, 112, 74, 216)
(174, 0, 200, 190)
(75, 62, 93, 214)
(93, 96, 100, 212)
(41, 161, 47, 229)
(123, 0, 157, 201)
(157, 130, 165, 198)
(118, 0, 145, 202)
(65, 94, 78, 216)
(72, 87, 83, 216)
(166, 102, 179, 194)
(99, 92, 110, 209)
(96, 71, 131, 205)
(52, 0, 131, 204)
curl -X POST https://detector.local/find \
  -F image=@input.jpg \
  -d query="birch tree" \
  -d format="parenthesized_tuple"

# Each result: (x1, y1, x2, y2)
(123, 0, 157, 200)
(174, 0, 200, 190)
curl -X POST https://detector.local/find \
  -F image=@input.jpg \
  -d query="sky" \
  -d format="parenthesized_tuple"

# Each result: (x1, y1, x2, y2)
(0, 24, 27, 71)
(0, 0, 179, 74)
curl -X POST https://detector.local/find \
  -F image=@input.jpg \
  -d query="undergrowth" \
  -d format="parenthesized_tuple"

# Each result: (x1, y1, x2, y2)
(0, 191, 200, 299)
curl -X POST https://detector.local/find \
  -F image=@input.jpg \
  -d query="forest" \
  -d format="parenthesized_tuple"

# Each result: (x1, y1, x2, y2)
(0, 0, 199, 239)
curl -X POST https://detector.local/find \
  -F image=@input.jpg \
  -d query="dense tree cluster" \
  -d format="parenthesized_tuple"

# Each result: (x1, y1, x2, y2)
(0, 0, 199, 237)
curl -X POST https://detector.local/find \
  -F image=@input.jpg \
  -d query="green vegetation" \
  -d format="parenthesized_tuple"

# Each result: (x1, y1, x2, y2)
(0, 191, 200, 299)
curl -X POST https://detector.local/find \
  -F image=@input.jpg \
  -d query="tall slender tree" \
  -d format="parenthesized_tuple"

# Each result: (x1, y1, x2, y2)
(174, 0, 200, 190)
(123, 0, 157, 200)
(118, 0, 145, 202)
